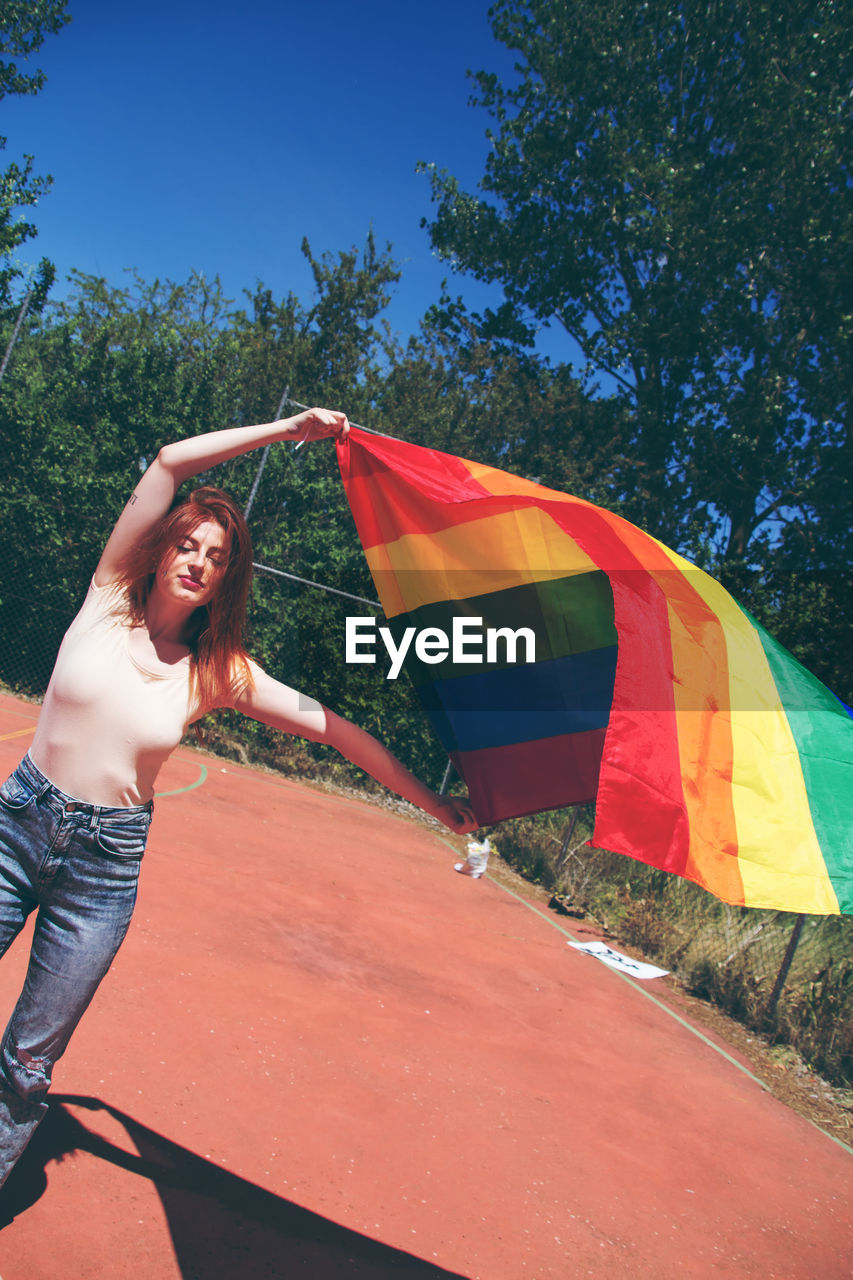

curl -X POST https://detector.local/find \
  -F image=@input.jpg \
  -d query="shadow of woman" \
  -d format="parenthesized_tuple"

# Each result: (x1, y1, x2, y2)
(1, 1095, 469, 1278)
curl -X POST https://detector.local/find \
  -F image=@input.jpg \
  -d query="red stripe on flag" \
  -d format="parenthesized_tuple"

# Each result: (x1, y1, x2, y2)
(454, 729, 607, 825)
(541, 500, 692, 874)
(338, 433, 492, 549)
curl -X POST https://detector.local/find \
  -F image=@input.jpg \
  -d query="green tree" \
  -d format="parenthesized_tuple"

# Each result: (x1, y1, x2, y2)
(421, 0, 851, 579)
(0, 1, 70, 315)
(379, 290, 632, 510)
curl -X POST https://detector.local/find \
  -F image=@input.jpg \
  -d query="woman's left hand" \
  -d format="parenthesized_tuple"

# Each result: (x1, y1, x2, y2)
(434, 794, 479, 834)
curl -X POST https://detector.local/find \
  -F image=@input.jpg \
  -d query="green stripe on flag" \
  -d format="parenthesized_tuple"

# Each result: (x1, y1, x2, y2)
(750, 613, 853, 913)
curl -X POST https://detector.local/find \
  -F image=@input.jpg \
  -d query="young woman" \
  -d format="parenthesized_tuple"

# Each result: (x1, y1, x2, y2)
(0, 407, 476, 1186)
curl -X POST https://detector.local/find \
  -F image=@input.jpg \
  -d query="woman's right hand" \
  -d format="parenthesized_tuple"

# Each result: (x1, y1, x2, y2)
(284, 408, 349, 445)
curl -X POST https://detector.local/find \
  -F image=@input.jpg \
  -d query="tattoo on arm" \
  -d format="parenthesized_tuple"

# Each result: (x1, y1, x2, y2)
(128, 494, 138, 506)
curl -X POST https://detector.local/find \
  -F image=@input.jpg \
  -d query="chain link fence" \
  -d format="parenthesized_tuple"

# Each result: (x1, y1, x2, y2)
(494, 810, 852, 1086)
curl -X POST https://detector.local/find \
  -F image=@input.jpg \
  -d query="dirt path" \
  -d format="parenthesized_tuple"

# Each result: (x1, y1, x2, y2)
(0, 693, 850, 1278)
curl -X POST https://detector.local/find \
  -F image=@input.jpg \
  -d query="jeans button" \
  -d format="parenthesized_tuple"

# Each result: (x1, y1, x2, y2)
(65, 802, 77, 813)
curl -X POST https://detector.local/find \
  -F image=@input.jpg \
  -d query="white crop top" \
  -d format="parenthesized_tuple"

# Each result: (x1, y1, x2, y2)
(31, 579, 210, 807)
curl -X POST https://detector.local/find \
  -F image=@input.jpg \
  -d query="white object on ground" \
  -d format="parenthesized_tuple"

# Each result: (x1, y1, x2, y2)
(454, 838, 491, 879)
(568, 940, 669, 979)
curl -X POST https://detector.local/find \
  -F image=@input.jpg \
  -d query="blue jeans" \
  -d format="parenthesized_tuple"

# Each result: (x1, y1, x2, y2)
(0, 754, 152, 1186)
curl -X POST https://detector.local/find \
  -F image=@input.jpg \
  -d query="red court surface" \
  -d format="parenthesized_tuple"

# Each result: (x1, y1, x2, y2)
(0, 691, 850, 1278)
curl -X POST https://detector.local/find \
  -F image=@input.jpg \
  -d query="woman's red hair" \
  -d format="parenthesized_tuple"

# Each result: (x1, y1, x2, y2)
(118, 486, 254, 712)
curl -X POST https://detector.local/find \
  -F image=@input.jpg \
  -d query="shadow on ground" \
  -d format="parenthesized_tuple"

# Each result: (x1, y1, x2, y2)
(1, 1095, 469, 1278)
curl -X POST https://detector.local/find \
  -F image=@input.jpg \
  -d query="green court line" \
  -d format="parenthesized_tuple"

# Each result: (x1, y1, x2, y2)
(155, 761, 208, 798)
(435, 835, 853, 1156)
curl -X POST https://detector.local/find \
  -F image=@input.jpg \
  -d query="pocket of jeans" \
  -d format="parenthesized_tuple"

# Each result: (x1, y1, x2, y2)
(0, 771, 37, 812)
(96, 814, 149, 860)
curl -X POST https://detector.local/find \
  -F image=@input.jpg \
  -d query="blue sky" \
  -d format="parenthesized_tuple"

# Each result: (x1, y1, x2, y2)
(2, 0, 544, 352)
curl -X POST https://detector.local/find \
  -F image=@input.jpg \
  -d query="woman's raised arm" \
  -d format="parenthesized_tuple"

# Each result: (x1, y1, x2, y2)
(94, 408, 348, 586)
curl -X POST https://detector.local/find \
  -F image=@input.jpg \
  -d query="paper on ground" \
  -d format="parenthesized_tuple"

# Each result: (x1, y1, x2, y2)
(568, 940, 669, 979)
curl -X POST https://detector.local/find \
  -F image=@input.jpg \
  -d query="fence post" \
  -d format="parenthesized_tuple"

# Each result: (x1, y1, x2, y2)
(765, 913, 806, 1022)
(555, 807, 580, 873)
(244, 385, 290, 520)
(0, 289, 33, 383)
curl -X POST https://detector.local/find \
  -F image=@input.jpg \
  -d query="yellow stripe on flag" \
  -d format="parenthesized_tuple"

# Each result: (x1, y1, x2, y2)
(366, 507, 598, 617)
(655, 541, 838, 913)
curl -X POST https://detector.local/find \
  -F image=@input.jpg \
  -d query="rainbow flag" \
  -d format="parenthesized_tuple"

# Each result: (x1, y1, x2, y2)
(337, 429, 852, 915)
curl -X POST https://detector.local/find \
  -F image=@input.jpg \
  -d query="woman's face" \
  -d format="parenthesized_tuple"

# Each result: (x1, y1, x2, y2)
(157, 519, 230, 609)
